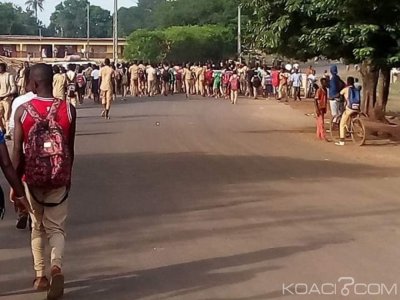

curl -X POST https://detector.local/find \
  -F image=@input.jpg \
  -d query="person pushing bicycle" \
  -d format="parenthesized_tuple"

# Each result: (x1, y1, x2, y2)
(335, 76, 362, 146)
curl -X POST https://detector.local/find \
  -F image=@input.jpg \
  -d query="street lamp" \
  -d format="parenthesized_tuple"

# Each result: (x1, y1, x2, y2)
(87, 3, 90, 59)
(238, 5, 242, 62)
(113, 0, 118, 63)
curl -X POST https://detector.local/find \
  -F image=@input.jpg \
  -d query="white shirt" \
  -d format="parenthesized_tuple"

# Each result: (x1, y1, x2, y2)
(9, 92, 36, 130)
(290, 73, 303, 87)
(307, 74, 316, 81)
(146, 67, 156, 81)
(92, 69, 100, 80)
(66, 70, 75, 81)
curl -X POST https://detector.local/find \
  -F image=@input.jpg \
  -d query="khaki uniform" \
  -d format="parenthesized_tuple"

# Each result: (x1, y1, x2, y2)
(0, 72, 16, 134)
(100, 66, 114, 110)
(53, 73, 66, 100)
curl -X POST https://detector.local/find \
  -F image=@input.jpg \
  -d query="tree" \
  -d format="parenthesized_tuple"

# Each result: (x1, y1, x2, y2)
(49, 0, 112, 38)
(117, 0, 245, 37)
(0, 2, 38, 35)
(244, 0, 400, 119)
(152, 0, 240, 29)
(124, 25, 236, 62)
(89, 6, 112, 38)
(25, 0, 44, 22)
(118, 7, 147, 37)
(124, 29, 167, 62)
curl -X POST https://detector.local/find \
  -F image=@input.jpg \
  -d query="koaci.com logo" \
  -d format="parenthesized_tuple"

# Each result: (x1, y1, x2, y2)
(283, 277, 398, 297)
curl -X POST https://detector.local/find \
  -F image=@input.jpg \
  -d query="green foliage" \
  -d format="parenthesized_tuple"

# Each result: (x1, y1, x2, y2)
(118, 0, 245, 37)
(152, 0, 240, 28)
(118, 7, 148, 37)
(0, 2, 38, 35)
(243, 0, 400, 66)
(124, 29, 167, 62)
(49, 0, 112, 38)
(125, 25, 236, 62)
(89, 6, 113, 38)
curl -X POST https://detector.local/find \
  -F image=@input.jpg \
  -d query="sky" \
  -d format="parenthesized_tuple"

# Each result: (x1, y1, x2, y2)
(8, 0, 138, 25)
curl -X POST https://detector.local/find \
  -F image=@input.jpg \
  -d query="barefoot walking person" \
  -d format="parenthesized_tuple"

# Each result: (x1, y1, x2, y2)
(12, 63, 76, 300)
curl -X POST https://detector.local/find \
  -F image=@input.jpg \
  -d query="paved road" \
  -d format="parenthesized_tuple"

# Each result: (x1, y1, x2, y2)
(1, 95, 400, 300)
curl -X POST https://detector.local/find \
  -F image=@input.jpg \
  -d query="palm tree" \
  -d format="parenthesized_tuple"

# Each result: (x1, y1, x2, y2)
(25, 0, 44, 22)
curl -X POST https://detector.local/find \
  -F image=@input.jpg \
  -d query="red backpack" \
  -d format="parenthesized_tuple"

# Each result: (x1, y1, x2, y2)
(230, 77, 239, 91)
(23, 99, 71, 189)
(223, 72, 231, 85)
(76, 74, 86, 88)
(205, 70, 213, 83)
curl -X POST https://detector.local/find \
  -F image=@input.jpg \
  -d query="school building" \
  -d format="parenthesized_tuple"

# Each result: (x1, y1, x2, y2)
(0, 35, 126, 60)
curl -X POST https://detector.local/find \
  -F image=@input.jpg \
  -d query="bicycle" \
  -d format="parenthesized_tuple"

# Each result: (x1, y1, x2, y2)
(329, 111, 367, 146)
(306, 79, 317, 98)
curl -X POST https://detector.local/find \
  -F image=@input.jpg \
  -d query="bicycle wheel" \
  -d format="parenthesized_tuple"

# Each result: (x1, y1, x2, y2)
(329, 116, 340, 142)
(351, 117, 366, 146)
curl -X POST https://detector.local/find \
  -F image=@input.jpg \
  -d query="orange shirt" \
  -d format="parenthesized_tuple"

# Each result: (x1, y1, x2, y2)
(315, 87, 327, 110)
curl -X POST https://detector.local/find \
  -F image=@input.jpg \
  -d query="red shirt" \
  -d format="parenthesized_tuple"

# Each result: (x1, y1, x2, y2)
(21, 97, 73, 144)
(315, 87, 328, 110)
(271, 70, 280, 87)
(230, 76, 240, 91)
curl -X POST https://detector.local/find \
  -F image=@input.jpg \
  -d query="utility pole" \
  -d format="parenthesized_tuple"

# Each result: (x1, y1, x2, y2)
(237, 5, 242, 63)
(87, 3, 90, 59)
(113, 0, 118, 63)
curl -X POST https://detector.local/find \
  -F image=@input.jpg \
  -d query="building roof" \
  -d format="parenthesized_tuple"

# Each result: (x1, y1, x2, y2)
(0, 35, 126, 43)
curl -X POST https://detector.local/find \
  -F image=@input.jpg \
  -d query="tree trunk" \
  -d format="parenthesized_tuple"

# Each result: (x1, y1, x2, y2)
(376, 66, 391, 121)
(360, 60, 379, 117)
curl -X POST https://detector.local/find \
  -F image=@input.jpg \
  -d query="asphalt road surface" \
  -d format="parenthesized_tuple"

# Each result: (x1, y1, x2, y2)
(1, 95, 400, 300)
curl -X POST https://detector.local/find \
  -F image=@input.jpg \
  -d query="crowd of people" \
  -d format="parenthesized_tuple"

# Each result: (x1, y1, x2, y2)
(1, 57, 364, 147)
(2, 58, 363, 140)
(3, 59, 316, 122)
(0, 55, 366, 299)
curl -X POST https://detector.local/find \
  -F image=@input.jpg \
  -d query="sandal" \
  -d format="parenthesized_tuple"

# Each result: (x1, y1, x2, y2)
(33, 276, 50, 291)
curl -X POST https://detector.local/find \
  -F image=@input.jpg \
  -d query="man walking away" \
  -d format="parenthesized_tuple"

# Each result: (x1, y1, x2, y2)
(328, 65, 345, 122)
(290, 68, 302, 101)
(65, 64, 77, 107)
(91, 65, 100, 103)
(121, 65, 129, 100)
(0, 63, 17, 139)
(161, 63, 170, 96)
(76, 67, 87, 105)
(99, 58, 114, 119)
(336, 77, 361, 146)
(229, 71, 240, 104)
(53, 66, 66, 101)
(84, 63, 93, 100)
(12, 63, 76, 300)
(129, 60, 139, 97)
(146, 64, 156, 97)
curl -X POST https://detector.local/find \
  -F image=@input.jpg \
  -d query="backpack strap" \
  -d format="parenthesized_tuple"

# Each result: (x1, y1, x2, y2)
(46, 99, 61, 121)
(31, 189, 68, 207)
(67, 73, 76, 84)
(23, 102, 44, 122)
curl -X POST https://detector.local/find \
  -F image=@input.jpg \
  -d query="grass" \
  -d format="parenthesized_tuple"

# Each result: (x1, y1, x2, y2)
(388, 81, 400, 114)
